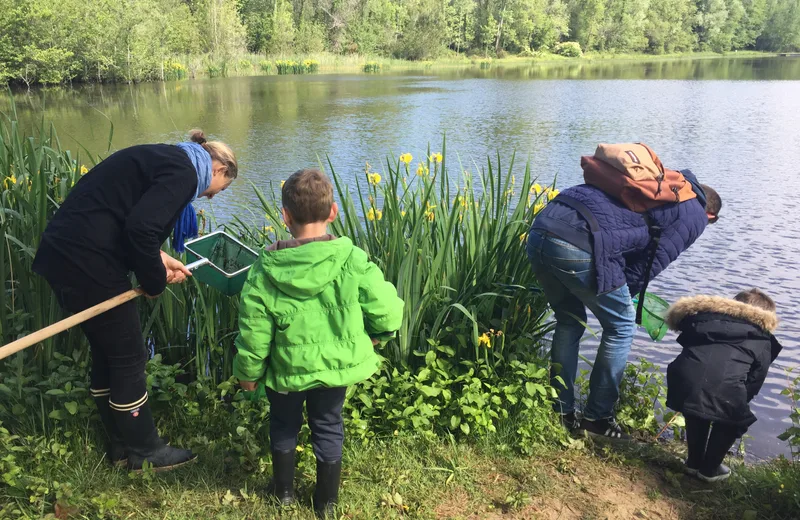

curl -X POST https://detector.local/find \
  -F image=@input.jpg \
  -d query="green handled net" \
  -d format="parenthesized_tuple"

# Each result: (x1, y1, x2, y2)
(184, 231, 259, 296)
(633, 292, 669, 341)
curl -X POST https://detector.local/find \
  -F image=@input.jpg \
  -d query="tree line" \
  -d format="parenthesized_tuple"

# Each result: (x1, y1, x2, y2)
(1, 0, 799, 84)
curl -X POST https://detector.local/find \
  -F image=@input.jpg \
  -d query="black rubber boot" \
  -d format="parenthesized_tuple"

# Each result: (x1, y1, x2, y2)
(313, 459, 342, 518)
(111, 397, 196, 472)
(269, 449, 296, 506)
(92, 393, 128, 467)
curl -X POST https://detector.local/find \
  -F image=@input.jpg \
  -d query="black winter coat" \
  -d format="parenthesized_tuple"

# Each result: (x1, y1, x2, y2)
(665, 296, 782, 428)
(33, 145, 197, 298)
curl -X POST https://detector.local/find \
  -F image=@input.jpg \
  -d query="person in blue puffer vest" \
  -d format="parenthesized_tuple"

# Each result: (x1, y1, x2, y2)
(527, 170, 722, 440)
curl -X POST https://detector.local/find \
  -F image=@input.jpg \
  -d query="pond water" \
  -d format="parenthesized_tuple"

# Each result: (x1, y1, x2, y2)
(6, 56, 800, 460)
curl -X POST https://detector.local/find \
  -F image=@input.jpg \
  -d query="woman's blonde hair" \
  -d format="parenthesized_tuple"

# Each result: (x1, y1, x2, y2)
(189, 129, 238, 179)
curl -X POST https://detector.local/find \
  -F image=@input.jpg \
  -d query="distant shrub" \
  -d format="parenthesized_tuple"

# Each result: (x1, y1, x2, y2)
(275, 59, 319, 75)
(554, 42, 582, 58)
(206, 63, 228, 78)
(237, 59, 253, 72)
(363, 62, 382, 73)
(163, 60, 187, 81)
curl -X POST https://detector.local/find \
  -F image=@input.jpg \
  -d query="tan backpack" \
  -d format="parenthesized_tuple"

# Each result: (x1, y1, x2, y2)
(581, 143, 696, 212)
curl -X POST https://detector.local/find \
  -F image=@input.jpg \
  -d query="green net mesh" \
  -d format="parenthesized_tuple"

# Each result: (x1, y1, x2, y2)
(640, 293, 669, 341)
(207, 235, 251, 274)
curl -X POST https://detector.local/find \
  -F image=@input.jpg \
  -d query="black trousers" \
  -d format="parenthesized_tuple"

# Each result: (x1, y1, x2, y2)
(51, 283, 148, 409)
(267, 386, 346, 462)
(685, 414, 744, 473)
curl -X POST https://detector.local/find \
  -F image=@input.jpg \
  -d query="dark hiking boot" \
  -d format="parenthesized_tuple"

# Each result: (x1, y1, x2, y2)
(111, 395, 196, 472)
(559, 412, 580, 432)
(698, 464, 731, 483)
(578, 417, 632, 441)
(268, 449, 296, 506)
(313, 459, 342, 518)
(92, 392, 128, 467)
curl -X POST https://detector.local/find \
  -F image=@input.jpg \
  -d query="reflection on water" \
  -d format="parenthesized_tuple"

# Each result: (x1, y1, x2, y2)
(4, 56, 800, 459)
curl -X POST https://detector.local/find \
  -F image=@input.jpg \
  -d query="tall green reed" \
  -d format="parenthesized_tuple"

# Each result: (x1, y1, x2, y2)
(0, 97, 100, 375)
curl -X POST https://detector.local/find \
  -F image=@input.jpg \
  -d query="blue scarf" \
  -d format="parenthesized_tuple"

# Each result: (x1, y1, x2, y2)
(173, 142, 212, 253)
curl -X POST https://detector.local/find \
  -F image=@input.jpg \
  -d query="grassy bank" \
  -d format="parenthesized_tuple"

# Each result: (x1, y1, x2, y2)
(1, 351, 798, 519)
(2, 409, 799, 519)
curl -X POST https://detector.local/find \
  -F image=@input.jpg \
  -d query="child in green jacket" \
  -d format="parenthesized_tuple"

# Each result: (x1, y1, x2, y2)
(234, 168, 404, 516)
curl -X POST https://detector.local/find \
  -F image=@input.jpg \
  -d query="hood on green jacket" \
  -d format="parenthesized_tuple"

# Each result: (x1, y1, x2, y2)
(262, 236, 353, 299)
(233, 236, 405, 393)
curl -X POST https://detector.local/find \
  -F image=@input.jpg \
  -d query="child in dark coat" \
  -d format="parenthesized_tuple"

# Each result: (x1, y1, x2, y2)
(665, 288, 783, 482)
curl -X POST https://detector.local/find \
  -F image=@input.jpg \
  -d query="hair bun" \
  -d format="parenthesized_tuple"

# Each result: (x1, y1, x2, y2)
(189, 129, 207, 145)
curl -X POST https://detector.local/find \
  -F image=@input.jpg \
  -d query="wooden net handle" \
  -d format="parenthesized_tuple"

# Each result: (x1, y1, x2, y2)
(0, 288, 144, 361)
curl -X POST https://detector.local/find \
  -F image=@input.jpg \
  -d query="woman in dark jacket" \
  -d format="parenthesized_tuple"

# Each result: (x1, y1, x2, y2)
(666, 288, 782, 482)
(32, 130, 238, 471)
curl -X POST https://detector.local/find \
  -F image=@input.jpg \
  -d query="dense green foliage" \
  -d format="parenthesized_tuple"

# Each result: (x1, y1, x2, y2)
(1, 0, 799, 84)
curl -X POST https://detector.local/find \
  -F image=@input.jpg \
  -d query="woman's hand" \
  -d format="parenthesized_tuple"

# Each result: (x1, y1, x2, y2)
(239, 381, 257, 392)
(161, 251, 193, 284)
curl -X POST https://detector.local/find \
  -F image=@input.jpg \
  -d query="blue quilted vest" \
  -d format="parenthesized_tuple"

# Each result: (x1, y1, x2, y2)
(545, 184, 707, 295)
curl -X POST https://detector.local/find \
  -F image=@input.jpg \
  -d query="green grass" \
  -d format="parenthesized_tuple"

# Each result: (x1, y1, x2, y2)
(2, 414, 798, 519)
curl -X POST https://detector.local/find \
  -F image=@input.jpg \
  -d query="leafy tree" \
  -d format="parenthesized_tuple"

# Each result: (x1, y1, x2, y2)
(569, 0, 606, 51)
(269, 0, 297, 54)
(735, 0, 768, 48)
(646, 0, 697, 53)
(757, 0, 800, 50)
(199, 0, 247, 57)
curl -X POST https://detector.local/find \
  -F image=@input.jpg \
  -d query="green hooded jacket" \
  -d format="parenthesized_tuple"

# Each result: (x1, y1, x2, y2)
(233, 236, 404, 392)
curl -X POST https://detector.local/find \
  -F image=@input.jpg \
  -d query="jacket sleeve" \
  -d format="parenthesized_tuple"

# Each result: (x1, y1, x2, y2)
(359, 261, 404, 337)
(745, 349, 771, 402)
(233, 263, 275, 382)
(624, 200, 708, 295)
(123, 166, 196, 296)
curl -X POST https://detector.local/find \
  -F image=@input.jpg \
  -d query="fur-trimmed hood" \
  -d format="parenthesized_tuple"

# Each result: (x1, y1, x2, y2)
(666, 295, 779, 333)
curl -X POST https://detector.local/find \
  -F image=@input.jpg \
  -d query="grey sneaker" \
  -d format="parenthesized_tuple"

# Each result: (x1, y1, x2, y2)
(698, 464, 731, 483)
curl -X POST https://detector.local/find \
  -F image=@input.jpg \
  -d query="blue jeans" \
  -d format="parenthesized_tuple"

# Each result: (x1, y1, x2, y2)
(527, 230, 635, 420)
(267, 386, 346, 462)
